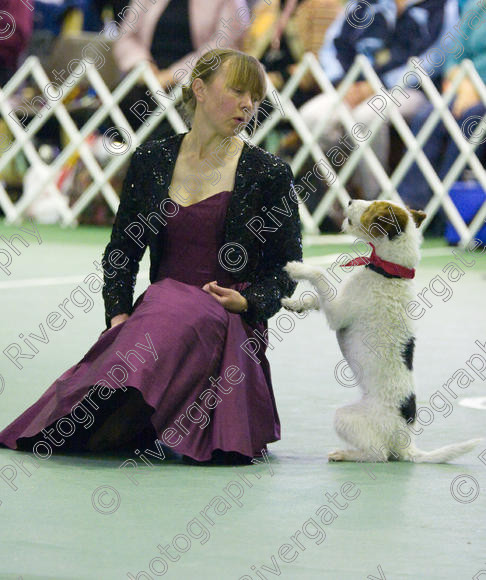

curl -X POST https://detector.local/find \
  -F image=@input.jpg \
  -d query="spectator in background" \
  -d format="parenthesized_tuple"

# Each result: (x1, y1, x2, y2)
(279, 0, 459, 199)
(33, 0, 96, 35)
(99, 0, 128, 24)
(0, 0, 33, 86)
(289, 0, 340, 61)
(398, 0, 486, 228)
(243, 0, 340, 107)
(29, 0, 107, 69)
(270, 0, 300, 51)
(113, 0, 250, 138)
(285, 0, 341, 104)
(114, 0, 249, 91)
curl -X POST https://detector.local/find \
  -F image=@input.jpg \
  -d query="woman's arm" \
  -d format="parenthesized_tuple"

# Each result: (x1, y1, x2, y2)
(113, 0, 162, 74)
(163, 0, 250, 85)
(271, 0, 299, 50)
(102, 147, 148, 329)
(239, 161, 303, 325)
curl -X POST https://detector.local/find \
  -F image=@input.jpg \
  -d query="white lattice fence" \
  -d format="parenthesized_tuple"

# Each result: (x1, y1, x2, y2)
(264, 52, 486, 245)
(0, 56, 187, 227)
(1, 52, 485, 246)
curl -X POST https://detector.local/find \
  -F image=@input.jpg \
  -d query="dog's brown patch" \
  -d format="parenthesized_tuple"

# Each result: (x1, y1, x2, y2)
(410, 209, 426, 227)
(360, 201, 409, 240)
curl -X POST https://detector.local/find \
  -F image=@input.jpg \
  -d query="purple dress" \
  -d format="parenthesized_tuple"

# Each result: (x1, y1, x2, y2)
(0, 191, 280, 461)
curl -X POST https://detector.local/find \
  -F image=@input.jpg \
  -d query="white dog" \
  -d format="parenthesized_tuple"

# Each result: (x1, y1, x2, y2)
(282, 200, 481, 463)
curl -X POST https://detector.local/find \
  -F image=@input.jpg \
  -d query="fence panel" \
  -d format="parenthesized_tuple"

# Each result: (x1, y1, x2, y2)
(1, 52, 485, 246)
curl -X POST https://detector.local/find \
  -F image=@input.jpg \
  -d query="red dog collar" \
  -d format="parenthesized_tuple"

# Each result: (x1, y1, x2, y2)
(340, 243, 415, 279)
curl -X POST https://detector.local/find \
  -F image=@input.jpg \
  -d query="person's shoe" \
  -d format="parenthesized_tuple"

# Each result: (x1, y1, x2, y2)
(182, 455, 212, 466)
(211, 450, 253, 465)
(182, 450, 253, 466)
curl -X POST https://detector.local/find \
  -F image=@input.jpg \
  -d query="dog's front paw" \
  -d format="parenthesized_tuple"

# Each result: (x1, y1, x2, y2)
(281, 297, 303, 312)
(284, 261, 320, 281)
(328, 450, 346, 462)
(284, 261, 307, 280)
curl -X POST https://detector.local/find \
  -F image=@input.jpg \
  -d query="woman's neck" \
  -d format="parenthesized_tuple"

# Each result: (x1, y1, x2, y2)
(183, 119, 241, 163)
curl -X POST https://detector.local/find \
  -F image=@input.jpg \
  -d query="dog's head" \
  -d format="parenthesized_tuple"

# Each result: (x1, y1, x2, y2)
(343, 200, 426, 266)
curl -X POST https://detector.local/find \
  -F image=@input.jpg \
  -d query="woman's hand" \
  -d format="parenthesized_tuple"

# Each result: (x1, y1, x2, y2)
(147, 63, 174, 90)
(156, 68, 175, 90)
(110, 313, 130, 328)
(344, 81, 374, 108)
(201, 281, 248, 313)
(452, 78, 480, 118)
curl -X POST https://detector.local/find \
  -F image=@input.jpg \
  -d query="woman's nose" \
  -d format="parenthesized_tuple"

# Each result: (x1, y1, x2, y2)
(241, 93, 253, 111)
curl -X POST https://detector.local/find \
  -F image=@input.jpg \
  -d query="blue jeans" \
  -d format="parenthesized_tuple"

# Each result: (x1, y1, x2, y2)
(398, 102, 486, 209)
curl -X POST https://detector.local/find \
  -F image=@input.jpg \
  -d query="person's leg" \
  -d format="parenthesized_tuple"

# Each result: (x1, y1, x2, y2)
(395, 89, 429, 122)
(299, 92, 342, 144)
(278, 93, 340, 158)
(397, 102, 447, 209)
(442, 102, 486, 181)
(348, 99, 390, 199)
(426, 102, 486, 237)
(348, 90, 429, 200)
(86, 388, 152, 452)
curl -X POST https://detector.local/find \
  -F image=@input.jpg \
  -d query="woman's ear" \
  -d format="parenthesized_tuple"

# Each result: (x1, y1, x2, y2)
(192, 78, 206, 103)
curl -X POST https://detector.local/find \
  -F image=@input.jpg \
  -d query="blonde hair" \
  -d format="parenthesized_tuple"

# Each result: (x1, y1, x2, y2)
(181, 49, 267, 128)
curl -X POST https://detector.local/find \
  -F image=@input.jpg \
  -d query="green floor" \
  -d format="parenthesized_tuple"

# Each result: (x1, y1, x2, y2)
(0, 222, 485, 580)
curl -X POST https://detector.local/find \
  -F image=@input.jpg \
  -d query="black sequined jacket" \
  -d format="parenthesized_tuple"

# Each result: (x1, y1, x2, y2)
(101, 133, 303, 329)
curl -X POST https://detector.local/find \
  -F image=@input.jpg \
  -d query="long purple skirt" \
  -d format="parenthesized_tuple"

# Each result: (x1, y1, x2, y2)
(0, 278, 280, 461)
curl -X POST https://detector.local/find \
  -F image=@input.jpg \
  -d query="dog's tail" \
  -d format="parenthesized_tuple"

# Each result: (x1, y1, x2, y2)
(406, 438, 482, 463)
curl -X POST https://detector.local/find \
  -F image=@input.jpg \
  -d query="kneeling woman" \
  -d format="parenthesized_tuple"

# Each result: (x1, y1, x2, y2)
(0, 49, 303, 464)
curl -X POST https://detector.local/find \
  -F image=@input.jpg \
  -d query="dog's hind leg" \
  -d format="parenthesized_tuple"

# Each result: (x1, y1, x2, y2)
(328, 448, 388, 462)
(329, 402, 393, 462)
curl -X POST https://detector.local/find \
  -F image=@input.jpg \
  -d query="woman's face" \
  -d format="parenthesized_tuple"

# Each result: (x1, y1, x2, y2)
(196, 60, 260, 137)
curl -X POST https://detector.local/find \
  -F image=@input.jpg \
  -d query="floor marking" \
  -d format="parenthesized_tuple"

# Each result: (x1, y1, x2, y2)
(0, 247, 475, 289)
(458, 397, 486, 411)
(0, 270, 150, 290)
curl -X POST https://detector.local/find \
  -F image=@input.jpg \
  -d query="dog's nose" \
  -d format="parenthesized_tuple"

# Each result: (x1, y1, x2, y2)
(348, 200, 353, 206)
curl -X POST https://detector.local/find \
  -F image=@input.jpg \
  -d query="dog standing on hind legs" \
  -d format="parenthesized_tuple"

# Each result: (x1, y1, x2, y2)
(282, 199, 482, 464)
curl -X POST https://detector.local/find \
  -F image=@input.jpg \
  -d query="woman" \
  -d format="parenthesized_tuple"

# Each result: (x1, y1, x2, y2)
(0, 49, 303, 465)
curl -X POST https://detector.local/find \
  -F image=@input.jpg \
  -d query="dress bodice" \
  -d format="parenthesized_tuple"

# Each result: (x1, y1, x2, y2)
(154, 191, 237, 287)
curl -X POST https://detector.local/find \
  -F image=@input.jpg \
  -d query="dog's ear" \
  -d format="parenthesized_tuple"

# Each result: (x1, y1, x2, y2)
(410, 209, 426, 227)
(360, 202, 409, 240)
